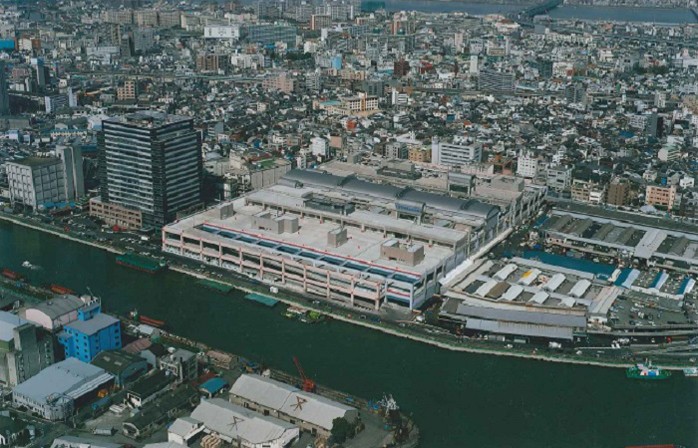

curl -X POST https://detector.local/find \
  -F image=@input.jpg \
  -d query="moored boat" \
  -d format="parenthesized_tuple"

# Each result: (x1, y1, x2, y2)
(115, 253, 167, 274)
(1, 268, 25, 281)
(626, 362, 671, 380)
(49, 284, 75, 295)
(682, 367, 698, 378)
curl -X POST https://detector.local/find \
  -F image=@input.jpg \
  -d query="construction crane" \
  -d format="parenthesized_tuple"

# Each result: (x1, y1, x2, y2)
(293, 356, 316, 392)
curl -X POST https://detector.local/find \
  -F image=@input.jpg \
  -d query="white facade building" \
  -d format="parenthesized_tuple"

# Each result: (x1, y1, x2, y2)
(431, 136, 482, 167)
(6, 157, 67, 209)
(203, 25, 240, 39)
(310, 137, 328, 158)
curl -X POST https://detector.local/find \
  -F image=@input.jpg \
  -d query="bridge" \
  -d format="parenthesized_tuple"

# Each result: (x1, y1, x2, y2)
(518, 0, 564, 19)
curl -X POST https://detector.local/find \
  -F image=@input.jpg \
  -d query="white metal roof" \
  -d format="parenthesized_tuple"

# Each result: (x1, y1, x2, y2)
(570, 279, 591, 298)
(518, 269, 541, 286)
(230, 374, 356, 431)
(544, 273, 566, 292)
(190, 398, 297, 445)
(529, 291, 549, 305)
(493, 263, 518, 281)
(475, 279, 498, 298)
(500, 284, 523, 301)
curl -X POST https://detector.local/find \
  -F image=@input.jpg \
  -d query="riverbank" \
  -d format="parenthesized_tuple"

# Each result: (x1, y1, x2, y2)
(0, 212, 691, 370)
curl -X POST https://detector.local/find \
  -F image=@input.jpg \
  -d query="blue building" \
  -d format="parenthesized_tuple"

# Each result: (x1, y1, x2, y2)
(58, 301, 121, 362)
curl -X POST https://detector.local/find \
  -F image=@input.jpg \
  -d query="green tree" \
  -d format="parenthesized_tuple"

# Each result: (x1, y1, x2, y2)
(331, 417, 352, 444)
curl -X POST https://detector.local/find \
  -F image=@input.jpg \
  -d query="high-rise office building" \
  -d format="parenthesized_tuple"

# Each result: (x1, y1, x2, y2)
(56, 144, 85, 201)
(0, 61, 8, 115)
(97, 111, 202, 228)
(478, 69, 514, 94)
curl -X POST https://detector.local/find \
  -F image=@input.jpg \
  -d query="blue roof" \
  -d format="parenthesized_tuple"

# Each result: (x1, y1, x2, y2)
(200, 377, 228, 394)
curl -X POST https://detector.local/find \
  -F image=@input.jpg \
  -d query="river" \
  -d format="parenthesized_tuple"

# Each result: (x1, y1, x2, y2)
(1, 221, 697, 447)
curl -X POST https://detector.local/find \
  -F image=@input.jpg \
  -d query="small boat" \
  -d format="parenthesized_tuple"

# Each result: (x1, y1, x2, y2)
(1, 268, 24, 281)
(49, 284, 75, 295)
(682, 367, 698, 378)
(116, 253, 167, 274)
(626, 362, 671, 380)
(139, 315, 166, 328)
(21, 261, 32, 268)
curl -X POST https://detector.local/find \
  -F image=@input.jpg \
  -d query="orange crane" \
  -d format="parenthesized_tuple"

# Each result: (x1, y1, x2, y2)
(293, 356, 316, 392)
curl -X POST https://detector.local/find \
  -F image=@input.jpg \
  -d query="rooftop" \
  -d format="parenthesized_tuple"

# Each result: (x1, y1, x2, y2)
(65, 313, 119, 336)
(12, 358, 113, 404)
(9, 156, 61, 168)
(104, 111, 191, 128)
(0, 311, 28, 342)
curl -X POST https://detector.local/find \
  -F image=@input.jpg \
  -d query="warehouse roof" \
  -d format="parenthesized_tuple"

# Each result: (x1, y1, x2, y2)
(231, 374, 356, 431)
(281, 169, 499, 221)
(26, 295, 85, 321)
(51, 436, 123, 448)
(190, 398, 297, 444)
(91, 350, 146, 375)
(13, 358, 113, 404)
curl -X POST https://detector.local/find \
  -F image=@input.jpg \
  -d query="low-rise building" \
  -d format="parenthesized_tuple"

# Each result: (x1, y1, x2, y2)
(230, 374, 358, 438)
(6, 157, 67, 210)
(12, 358, 114, 421)
(58, 300, 121, 362)
(169, 398, 299, 447)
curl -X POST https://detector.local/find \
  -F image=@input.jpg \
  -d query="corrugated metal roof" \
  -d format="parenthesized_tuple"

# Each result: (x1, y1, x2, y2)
(465, 318, 574, 340)
(190, 398, 296, 445)
(26, 295, 84, 321)
(13, 358, 113, 404)
(230, 374, 355, 431)
(454, 303, 586, 328)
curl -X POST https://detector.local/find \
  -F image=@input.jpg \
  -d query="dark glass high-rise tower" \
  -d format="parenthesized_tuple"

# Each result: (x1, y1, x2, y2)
(98, 111, 202, 227)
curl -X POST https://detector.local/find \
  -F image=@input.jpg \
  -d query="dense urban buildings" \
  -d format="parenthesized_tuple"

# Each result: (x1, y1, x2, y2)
(0, 0, 697, 445)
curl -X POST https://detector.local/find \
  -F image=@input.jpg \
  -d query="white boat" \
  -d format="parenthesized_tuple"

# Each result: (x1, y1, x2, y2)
(21, 261, 32, 268)
(683, 367, 698, 377)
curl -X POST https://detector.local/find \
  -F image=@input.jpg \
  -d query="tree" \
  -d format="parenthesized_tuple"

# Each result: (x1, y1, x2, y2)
(331, 417, 352, 444)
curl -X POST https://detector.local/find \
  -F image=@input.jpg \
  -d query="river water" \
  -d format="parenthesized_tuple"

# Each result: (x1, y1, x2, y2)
(1, 221, 697, 447)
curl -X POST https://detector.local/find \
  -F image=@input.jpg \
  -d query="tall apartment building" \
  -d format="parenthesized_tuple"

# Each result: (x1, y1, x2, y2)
(478, 69, 514, 94)
(244, 24, 297, 46)
(0, 311, 54, 387)
(196, 53, 229, 73)
(117, 80, 137, 101)
(310, 14, 331, 30)
(645, 185, 677, 211)
(571, 178, 607, 204)
(606, 179, 633, 206)
(6, 157, 67, 209)
(95, 111, 203, 228)
(516, 152, 540, 178)
(431, 136, 482, 167)
(262, 72, 294, 93)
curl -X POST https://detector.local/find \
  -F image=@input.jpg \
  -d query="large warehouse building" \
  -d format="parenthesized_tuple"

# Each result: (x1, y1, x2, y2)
(439, 257, 621, 341)
(229, 374, 358, 438)
(12, 358, 114, 420)
(163, 169, 501, 310)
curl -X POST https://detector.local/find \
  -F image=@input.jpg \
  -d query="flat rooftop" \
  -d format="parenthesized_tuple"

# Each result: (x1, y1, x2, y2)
(9, 156, 61, 168)
(171, 198, 452, 278)
(104, 111, 191, 128)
